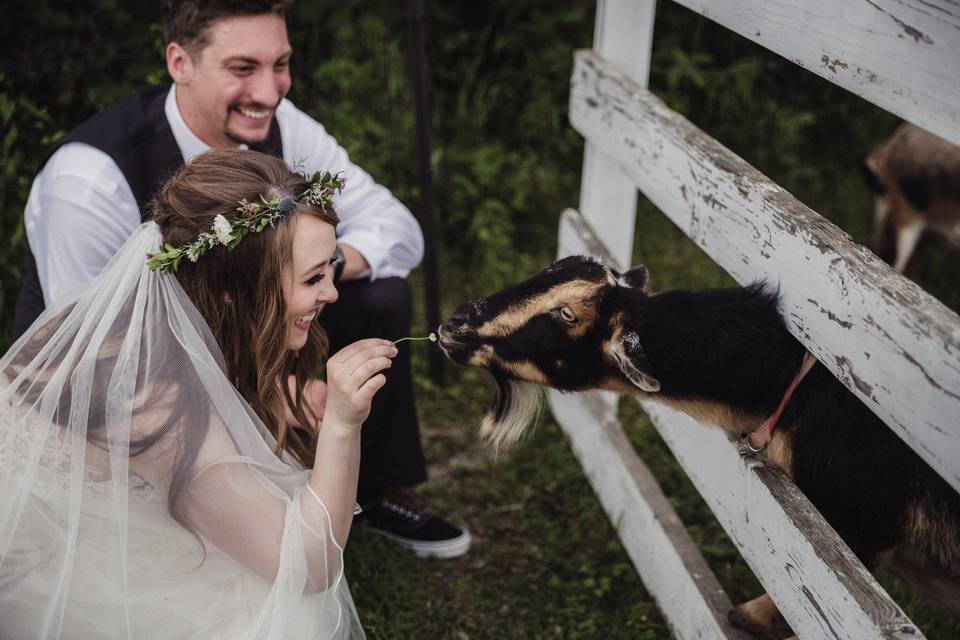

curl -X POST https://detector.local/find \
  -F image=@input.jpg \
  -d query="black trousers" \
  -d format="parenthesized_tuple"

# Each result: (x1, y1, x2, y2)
(319, 277, 428, 501)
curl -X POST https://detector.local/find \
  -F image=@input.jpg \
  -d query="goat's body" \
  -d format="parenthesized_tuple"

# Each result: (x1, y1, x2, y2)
(440, 255, 960, 628)
(636, 285, 960, 604)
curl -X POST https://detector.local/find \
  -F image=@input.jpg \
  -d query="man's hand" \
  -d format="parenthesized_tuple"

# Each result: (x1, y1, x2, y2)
(286, 376, 327, 429)
(337, 242, 370, 281)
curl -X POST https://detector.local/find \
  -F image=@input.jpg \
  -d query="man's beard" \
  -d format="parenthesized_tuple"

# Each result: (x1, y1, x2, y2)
(224, 100, 280, 145)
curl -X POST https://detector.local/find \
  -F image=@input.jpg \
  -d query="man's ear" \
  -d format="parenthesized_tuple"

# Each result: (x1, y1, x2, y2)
(609, 330, 660, 392)
(166, 42, 194, 84)
(621, 265, 650, 292)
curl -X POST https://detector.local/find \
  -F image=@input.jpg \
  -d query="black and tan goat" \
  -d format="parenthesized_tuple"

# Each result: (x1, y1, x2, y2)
(438, 255, 960, 635)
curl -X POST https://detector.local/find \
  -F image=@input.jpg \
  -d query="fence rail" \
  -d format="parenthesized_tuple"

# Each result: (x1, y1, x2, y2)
(553, 209, 921, 639)
(569, 48, 960, 496)
(672, 0, 960, 146)
(553, 1, 960, 637)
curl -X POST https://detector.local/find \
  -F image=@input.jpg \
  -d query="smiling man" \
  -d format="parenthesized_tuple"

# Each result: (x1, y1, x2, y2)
(12, 0, 470, 560)
(171, 11, 292, 148)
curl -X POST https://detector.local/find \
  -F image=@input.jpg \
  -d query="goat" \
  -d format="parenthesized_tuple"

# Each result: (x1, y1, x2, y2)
(438, 255, 960, 636)
(863, 122, 960, 274)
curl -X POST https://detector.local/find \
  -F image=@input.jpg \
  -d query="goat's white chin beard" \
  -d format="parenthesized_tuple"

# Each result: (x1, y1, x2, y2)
(479, 379, 544, 452)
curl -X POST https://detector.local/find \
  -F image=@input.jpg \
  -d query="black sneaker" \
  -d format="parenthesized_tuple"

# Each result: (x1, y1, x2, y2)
(358, 492, 471, 559)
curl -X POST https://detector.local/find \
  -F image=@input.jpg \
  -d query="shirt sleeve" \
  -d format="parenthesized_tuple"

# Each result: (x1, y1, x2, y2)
(24, 143, 142, 306)
(278, 101, 424, 280)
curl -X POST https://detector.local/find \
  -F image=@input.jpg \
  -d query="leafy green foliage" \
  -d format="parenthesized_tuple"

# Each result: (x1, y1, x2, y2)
(0, 0, 163, 347)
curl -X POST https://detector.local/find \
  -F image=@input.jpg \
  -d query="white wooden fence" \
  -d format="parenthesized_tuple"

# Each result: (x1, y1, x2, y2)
(549, 1, 960, 638)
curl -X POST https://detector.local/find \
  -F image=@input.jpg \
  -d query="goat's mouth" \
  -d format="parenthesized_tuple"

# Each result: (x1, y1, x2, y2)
(436, 323, 481, 363)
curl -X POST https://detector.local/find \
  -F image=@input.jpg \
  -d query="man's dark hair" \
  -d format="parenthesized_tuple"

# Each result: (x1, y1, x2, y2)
(161, 0, 294, 53)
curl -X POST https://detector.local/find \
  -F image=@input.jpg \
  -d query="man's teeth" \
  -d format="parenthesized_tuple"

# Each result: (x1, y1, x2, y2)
(239, 108, 269, 119)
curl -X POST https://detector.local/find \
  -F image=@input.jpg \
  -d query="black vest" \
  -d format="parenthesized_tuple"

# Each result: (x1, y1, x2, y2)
(11, 85, 283, 340)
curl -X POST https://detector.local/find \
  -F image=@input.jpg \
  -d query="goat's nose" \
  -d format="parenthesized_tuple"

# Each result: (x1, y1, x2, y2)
(449, 303, 473, 324)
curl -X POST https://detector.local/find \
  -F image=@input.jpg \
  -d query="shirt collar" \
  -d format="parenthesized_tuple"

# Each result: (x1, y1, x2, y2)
(165, 84, 248, 163)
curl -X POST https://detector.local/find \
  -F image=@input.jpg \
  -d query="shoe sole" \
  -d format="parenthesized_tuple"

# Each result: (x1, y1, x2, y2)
(366, 528, 472, 559)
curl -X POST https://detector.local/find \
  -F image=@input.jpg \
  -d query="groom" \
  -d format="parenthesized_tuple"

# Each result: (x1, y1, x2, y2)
(12, 0, 470, 559)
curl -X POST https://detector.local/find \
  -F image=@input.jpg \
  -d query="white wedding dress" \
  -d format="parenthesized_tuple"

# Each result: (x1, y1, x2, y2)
(0, 223, 365, 639)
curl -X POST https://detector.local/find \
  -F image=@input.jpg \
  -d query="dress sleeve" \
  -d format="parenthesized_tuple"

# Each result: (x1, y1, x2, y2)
(25, 143, 141, 306)
(177, 419, 344, 594)
(278, 101, 424, 280)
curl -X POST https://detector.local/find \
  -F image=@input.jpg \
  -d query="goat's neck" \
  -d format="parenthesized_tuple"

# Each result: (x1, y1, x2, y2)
(627, 286, 806, 432)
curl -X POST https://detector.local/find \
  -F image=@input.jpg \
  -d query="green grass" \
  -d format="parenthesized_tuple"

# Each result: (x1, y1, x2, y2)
(346, 366, 667, 639)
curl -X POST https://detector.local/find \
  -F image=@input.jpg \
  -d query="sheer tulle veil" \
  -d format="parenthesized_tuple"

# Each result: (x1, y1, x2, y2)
(0, 222, 364, 638)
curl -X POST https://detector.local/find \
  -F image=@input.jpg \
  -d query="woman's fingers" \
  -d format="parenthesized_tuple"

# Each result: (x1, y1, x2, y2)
(339, 343, 397, 376)
(323, 339, 398, 427)
(347, 354, 394, 383)
(328, 338, 393, 366)
(329, 342, 396, 387)
(356, 373, 387, 405)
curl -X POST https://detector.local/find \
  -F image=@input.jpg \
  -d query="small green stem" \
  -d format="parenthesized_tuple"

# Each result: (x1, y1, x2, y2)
(393, 332, 437, 345)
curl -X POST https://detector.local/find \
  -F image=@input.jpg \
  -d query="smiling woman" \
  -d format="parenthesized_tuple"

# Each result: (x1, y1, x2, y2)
(283, 214, 340, 351)
(0, 149, 396, 638)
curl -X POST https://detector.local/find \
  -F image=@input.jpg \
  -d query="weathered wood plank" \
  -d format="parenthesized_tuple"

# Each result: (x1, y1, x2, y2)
(557, 207, 924, 640)
(569, 49, 960, 495)
(578, 0, 656, 274)
(642, 401, 923, 640)
(547, 389, 752, 640)
(592, 0, 656, 82)
(671, 0, 960, 146)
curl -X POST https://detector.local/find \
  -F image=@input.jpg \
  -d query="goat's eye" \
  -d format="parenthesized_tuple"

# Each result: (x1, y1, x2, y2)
(558, 306, 577, 323)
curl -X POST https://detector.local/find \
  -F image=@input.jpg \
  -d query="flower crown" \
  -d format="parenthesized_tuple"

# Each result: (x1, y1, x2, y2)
(147, 170, 346, 273)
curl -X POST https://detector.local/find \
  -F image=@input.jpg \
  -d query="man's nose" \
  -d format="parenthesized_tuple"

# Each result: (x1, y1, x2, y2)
(250, 69, 285, 107)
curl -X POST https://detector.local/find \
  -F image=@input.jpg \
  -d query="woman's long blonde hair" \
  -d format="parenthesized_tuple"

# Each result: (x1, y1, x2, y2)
(153, 148, 339, 469)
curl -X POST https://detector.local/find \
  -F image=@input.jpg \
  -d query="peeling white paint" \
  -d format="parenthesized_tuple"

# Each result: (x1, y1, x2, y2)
(670, 0, 960, 146)
(569, 50, 960, 497)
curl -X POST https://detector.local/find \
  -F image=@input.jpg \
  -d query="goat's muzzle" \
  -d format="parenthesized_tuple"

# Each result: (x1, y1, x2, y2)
(438, 304, 483, 365)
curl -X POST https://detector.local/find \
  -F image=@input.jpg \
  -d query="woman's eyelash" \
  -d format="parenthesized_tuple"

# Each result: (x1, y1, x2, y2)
(306, 274, 325, 285)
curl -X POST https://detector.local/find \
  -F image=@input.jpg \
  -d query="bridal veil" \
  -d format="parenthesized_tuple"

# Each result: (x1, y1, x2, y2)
(0, 222, 364, 639)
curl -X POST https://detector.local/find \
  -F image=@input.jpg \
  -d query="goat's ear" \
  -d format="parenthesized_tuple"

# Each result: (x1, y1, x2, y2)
(621, 265, 650, 292)
(861, 156, 885, 196)
(609, 330, 660, 392)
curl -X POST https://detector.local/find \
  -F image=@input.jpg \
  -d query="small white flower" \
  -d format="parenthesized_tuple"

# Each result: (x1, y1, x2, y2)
(212, 215, 234, 246)
(186, 244, 202, 262)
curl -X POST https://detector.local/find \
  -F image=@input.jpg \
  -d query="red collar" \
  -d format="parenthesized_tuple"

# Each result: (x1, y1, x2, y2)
(746, 352, 817, 453)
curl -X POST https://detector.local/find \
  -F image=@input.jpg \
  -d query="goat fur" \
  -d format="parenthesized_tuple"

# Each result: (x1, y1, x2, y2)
(439, 255, 960, 630)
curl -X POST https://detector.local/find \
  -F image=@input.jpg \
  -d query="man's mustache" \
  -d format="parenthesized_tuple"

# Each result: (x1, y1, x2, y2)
(231, 99, 283, 112)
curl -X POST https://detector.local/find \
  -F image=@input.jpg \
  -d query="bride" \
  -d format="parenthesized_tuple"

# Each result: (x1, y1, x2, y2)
(0, 148, 395, 638)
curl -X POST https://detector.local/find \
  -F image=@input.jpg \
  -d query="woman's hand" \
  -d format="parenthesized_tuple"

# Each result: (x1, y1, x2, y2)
(322, 338, 397, 432)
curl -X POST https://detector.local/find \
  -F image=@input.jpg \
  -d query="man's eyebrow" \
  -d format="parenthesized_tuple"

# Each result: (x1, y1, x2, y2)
(301, 260, 329, 277)
(223, 51, 292, 65)
(223, 56, 261, 66)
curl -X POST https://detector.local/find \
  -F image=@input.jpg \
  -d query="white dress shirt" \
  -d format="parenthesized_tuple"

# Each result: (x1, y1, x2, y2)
(24, 85, 424, 306)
